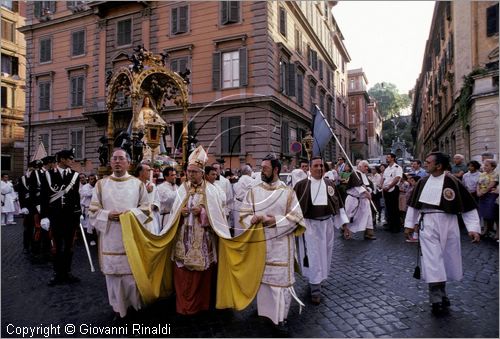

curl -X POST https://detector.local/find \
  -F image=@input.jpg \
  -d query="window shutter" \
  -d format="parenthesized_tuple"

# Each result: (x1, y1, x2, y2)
(287, 63, 295, 97)
(72, 32, 78, 56)
(12, 57, 18, 76)
(307, 46, 311, 67)
(34, 2, 41, 16)
(71, 78, 76, 106)
(179, 6, 188, 33)
(229, 117, 241, 153)
(221, 1, 228, 24)
(229, 1, 239, 23)
(297, 72, 303, 106)
(40, 40, 46, 62)
(171, 7, 178, 34)
(281, 121, 289, 153)
(487, 4, 499, 37)
(313, 50, 318, 70)
(221, 117, 229, 153)
(279, 7, 286, 36)
(78, 76, 84, 106)
(212, 51, 221, 90)
(239, 48, 248, 86)
(319, 60, 323, 80)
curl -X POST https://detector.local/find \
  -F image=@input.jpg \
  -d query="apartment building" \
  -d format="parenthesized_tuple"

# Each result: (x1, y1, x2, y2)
(19, 1, 351, 173)
(366, 97, 383, 160)
(412, 1, 499, 161)
(1, 0, 26, 177)
(347, 68, 369, 160)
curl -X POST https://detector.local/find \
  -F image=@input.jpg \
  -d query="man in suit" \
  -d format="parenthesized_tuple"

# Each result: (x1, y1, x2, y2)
(40, 149, 82, 286)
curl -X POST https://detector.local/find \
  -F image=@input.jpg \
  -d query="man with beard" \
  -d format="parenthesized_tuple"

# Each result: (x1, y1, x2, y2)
(239, 154, 305, 334)
(294, 157, 348, 304)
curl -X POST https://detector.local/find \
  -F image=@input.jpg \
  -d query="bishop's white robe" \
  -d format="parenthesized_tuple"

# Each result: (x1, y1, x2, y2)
(239, 180, 305, 325)
(232, 175, 254, 235)
(89, 173, 151, 317)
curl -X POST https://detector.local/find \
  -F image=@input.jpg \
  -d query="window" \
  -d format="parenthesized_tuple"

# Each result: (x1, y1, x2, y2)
(310, 82, 316, 112)
(38, 81, 51, 111)
(294, 28, 302, 55)
(212, 48, 247, 89)
(327, 68, 332, 90)
(319, 90, 325, 112)
(70, 129, 84, 159)
(40, 37, 52, 63)
(1, 155, 11, 171)
(39, 132, 50, 153)
(279, 6, 287, 37)
(1, 0, 19, 12)
(279, 59, 295, 96)
(1, 54, 18, 75)
(1, 86, 14, 108)
(34, 1, 56, 17)
(221, 1, 240, 25)
(171, 5, 188, 35)
(221, 116, 241, 154)
(296, 70, 304, 106)
(349, 78, 355, 90)
(71, 30, 85, 56)
(67, 1, 84, 9)
(70, 75, 84, 107)
(170, 56, 189, 73)
(318, 59, 323, 80)
(308, 47, 318, 70)
(1, 19, 14, 42)
(487, 4, 499, 37)
(117, 18, 132, 46)
(281, 121, 289, 154)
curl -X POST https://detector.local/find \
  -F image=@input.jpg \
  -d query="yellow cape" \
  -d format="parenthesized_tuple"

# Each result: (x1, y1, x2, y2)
(120, 211, 267, 310)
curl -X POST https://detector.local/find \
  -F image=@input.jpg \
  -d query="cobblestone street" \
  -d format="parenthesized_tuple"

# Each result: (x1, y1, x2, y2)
(2, 216, 498, 338)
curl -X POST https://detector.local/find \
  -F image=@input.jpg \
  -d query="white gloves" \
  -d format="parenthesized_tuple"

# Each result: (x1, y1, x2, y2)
(40, 218, 50, 231)
(21, 208, 29, 215)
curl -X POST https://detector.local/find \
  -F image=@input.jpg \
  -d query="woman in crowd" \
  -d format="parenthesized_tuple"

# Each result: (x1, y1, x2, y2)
(477, 159, 499, 239)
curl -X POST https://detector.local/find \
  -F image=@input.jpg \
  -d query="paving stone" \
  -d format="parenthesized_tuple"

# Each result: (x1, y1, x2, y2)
(1, 217, 498, 338)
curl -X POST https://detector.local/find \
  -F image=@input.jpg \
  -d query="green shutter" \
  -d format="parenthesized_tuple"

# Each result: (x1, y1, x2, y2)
(212, 51, 221, 90)
(239, 48, 247, 86)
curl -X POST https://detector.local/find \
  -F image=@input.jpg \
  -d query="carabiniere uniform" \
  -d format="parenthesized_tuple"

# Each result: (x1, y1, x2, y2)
(40, 167, 81, 282)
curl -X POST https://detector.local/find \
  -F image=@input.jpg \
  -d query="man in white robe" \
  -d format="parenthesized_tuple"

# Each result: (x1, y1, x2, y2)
(1, 174, 17, 225)
(232, 165, 254, 236)
(89, 149, 151, 319)
(294, 157, 348, 305)
(290, 160, 309, 188)
(79, 174, 97, 245)
(156, 166, 177, 227)
(344, 160, 376, 240)
(213, 162, 234, 232)
(404, 152, 480, 316)
(239, 154, 305, 334)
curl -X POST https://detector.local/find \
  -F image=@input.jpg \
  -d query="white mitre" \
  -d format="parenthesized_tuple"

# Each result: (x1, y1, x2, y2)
(188, 145, 208, 170)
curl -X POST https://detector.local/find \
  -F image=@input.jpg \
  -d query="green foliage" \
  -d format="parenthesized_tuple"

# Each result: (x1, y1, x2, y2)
(368, 82, 411, 120)
(368, 82, 413, 154)
(456, 68, 488, 127)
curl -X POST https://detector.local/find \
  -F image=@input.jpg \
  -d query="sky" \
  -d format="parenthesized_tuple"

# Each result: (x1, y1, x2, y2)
(334, 1, 435, 95)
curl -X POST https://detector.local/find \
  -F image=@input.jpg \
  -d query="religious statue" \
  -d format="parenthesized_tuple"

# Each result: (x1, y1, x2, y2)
(97, 135, 109, 166)
(135, 95, 167, 131)
(114, 131, 133, 160)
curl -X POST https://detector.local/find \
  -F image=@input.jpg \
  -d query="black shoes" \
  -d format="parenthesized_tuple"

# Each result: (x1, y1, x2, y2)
(274, 320, 289, 337)
(65, 273, 81, 284)
(47, 275, 65, 287)
(431, 298, 450, 316)
(311, 295, 321, 305)
(48, 273, 80, 286)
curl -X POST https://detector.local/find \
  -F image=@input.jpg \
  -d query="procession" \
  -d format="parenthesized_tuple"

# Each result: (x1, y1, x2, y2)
(1, 1, 499, 338)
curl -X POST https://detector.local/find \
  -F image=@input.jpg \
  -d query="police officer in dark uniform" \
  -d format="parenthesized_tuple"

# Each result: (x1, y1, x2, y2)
(16, 160, 42, 255)
(40, 149, 82, 286)
(29, 155, 56, 262)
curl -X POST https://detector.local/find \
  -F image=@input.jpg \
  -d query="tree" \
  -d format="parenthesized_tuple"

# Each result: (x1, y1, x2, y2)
(368, 82, 412, 153)
(368, 82, 411, 120)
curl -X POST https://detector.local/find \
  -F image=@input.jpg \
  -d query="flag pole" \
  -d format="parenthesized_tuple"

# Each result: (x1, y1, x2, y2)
(313, 106, 379, 215)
